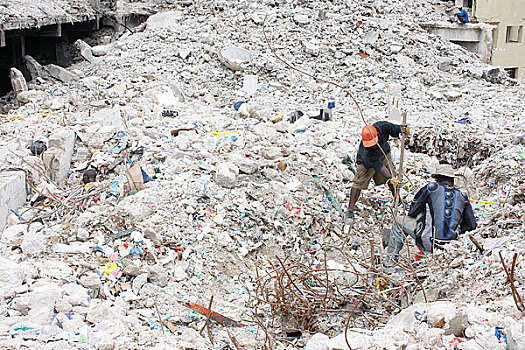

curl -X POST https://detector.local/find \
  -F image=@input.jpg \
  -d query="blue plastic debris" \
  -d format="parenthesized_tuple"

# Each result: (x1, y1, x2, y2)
(233, 101, 245, 111)
(495, 327, 507, 343)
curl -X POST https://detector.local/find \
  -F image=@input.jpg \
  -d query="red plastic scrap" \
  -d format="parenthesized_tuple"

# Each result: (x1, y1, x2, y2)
(181, 300, 244, 328)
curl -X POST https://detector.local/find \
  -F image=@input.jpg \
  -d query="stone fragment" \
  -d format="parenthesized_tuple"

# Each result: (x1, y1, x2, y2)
(216, 162, 240, 188)
(16, 90, 48, 104)
(306, 333, 329, 350)
(75, 39, 101, 64)
(47, 64, 80, 82)
(147, 264, 169, 287)
(10, 67, 27, 95)
(21, 229, 46, 256)
(0, 257, 25, 297)
(229, 153, 259, 174)
(24, 55, 46, 80)
(133, 273, 148, 294)
(294, 14, 310, 24)
(483, 66, 506, 83)
(443, 90, 462, 101)
(261, 147, 282, 160)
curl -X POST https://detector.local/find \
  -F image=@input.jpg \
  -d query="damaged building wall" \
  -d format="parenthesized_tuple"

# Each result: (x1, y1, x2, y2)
(474, 0, 525, 80)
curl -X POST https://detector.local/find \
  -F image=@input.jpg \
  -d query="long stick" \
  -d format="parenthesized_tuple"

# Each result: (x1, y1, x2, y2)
(393, 112, 407, 215)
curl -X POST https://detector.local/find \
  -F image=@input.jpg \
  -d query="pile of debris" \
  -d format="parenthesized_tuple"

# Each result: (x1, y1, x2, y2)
(0, 0, 524, 349)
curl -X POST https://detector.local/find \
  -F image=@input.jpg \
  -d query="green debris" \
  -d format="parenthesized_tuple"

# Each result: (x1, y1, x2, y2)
(342, 156, 356, 174)
(14, 326, 33, 331)
(78, 334, 88, 342)
(313, 175, 344, 218)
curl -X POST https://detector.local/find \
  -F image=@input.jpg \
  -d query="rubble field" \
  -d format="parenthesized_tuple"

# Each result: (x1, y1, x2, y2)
(0, 0, 524, 349)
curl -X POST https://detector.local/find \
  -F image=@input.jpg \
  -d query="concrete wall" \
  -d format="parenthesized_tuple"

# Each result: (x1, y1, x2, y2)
(0, 171, 27, 232)
(474, 0, 525, 81)
(423, 23, 495, 63)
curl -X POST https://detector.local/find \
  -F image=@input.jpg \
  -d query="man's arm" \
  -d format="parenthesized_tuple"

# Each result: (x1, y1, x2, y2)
(460, 199, 477, 233)
(407, 185, 429, 217)
(386, 122, 402, 138)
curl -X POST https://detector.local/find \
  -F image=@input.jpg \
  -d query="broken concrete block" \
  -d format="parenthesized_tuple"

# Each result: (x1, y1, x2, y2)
(294, 14, 310, 24)
(10, 67, 27, 95)
(0, 257, 25, 298)
(92, 45, 109, 57)
(0, 171, 27, 232)
(16, 89, 48, 105)
(44, 129, 76, 186)
(74, 39, 101, 64)
(306, 333, 329, 350)
(483, 66, 506, 83)
(443, 90, 462, 101)
(21, 228, 46, 256)
(303, 40, 320, 56)
(216, 162, 239, 188)
(229, 153, 259, 174)
(24, 55, 46, 80)
(146, 11, 184, 30)
(47, 64, 80, 83)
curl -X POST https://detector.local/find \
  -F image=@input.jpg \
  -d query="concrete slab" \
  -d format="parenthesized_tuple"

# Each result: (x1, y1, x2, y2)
(44, 130, 76, 186)
(0, 171, 27, 232)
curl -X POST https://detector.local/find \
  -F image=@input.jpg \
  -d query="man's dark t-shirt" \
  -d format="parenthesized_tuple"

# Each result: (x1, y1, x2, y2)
(356, 121, 401, 172)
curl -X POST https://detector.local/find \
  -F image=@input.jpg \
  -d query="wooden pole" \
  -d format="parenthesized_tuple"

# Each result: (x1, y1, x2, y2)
(393, 112, 407, 215)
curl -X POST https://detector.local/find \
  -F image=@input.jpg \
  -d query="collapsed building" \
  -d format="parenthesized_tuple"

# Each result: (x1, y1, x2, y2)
(0, 0, 524, 349)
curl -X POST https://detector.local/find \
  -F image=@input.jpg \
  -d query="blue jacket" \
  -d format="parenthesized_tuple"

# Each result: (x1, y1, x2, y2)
(408, 182, 476, 251)
(456, 8, 469, 23)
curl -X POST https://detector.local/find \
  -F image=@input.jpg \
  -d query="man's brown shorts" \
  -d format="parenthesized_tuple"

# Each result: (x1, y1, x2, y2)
(352, 153, 394, 190)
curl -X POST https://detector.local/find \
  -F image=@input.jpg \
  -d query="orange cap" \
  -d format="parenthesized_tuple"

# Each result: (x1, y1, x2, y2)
(362, 125, 378, 147)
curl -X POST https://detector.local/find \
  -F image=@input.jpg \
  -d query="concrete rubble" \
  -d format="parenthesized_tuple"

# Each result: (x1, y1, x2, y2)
(0, 0, 524, 349)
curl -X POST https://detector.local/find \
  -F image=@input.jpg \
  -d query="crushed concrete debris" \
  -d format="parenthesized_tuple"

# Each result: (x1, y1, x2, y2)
(0, 0, 524, 349)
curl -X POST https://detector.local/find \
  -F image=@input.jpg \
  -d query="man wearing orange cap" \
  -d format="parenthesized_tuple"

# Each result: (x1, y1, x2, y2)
(345, 120, 408, 223)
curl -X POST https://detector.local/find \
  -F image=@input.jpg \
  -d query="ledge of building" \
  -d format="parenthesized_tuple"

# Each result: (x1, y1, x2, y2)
(0, 0, 98, 31)
(421, 21, 496, 31)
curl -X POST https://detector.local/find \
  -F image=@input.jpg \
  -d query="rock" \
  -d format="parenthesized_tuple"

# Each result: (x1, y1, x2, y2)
(133, 273, 148, 294)
(24, 55, 46, 80)
(62, 283, 90, 307)
(146, 11, 183, 30)
(21, 228, 46, 256)
(216, 162, 239, 188)
(306, 333, 330, 350)
(390, 44, 403, 54)
(483, 66, 506, 83)
(303, 40, 320, 56)
(80, 272, 102, 289)
(261, 147, 282, 160)
(47, 64, 80, 82)
(229, 153, 259, 174)
(0, 257, 25, 297)
(438, 60, 453, 72)
(443, 90, 462, 101)
(16, 89, 48, 104)
(445, 315, 469, 337)
(294, 14, 310, 24)
(39, 260, 75, 280)
(74, 39, 101, 64)
(92, 45, 109, 57)
(10, 67, 27, 94)
(147, 265, 169, 287)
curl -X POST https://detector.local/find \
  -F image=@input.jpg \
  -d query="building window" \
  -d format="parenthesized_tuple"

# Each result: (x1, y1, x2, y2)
(504, 67, 518, 79)
(506, 26, 523, 43)
(463, 0, 473, 9)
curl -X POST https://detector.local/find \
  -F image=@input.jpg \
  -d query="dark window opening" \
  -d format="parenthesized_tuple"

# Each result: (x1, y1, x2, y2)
(505, 67, 518, 79)
(463, 0, 474, 9)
